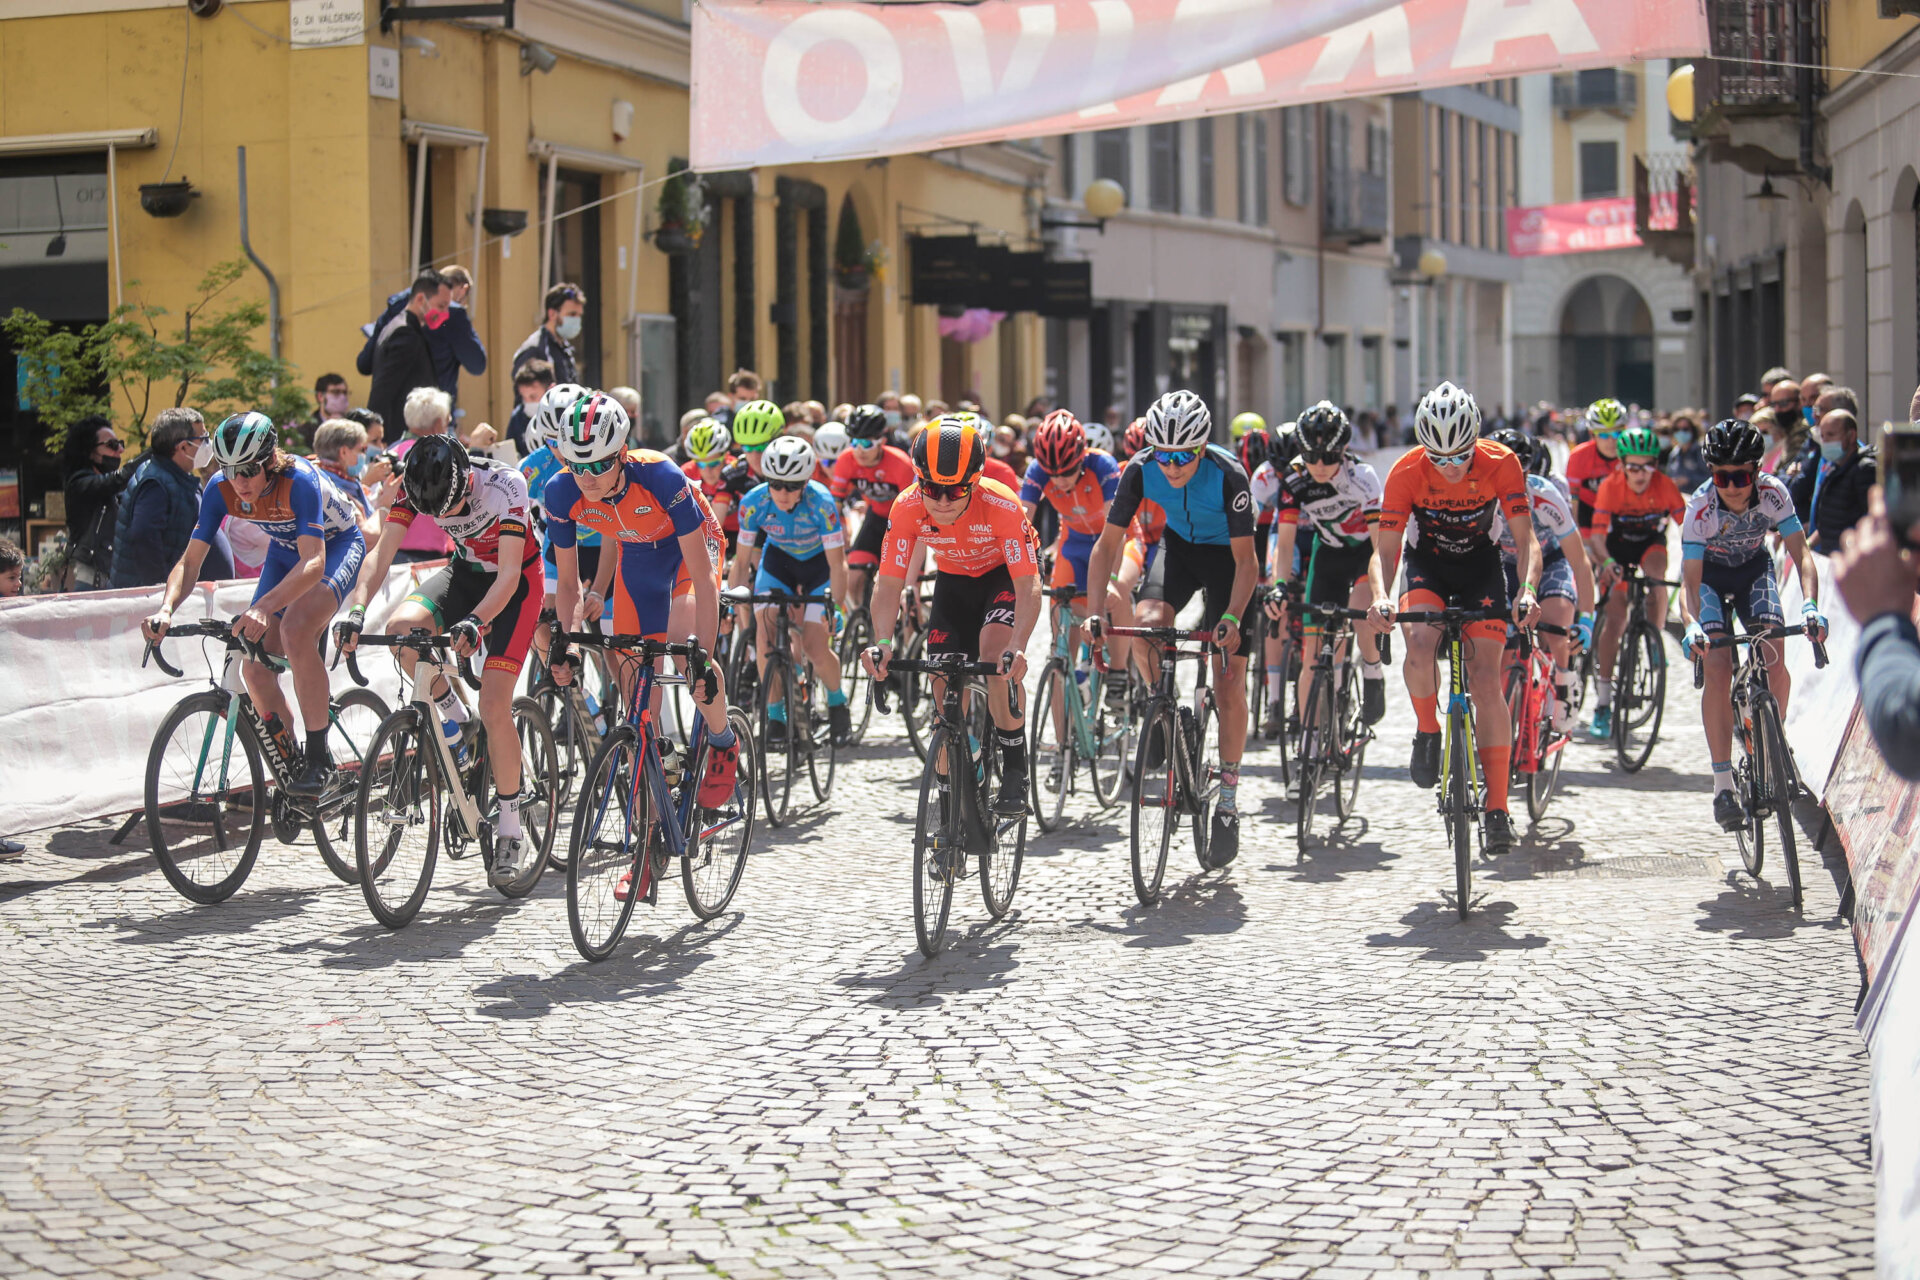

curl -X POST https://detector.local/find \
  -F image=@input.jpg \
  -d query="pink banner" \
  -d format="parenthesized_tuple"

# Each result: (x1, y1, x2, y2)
(1505, 191, 1685, 257)
(691, 0, 1708, 171)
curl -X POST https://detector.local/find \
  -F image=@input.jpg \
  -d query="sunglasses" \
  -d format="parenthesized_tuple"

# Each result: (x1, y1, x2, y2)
(568, 456, 621, 476)
(849, 433, 885, 444)
(1301, 449, 1343, 466)
(1712, 469, 1754, 488)
(1047, 466, 1082, 483)
(1424, 448, 1474, 468)
(769, 480, 808, 494)
(228, 461, 267, 479)
(98, 438, 124, 451)
(1593, 430, 1622, 442)
(1622, 461, 1656, 473)
(1155, 449, 1199, 467)
(921, 481, 973, 502)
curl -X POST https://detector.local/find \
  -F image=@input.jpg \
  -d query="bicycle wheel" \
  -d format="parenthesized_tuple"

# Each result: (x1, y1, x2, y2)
(1734, 737, 1766, 879)
(144, 690, 267, 905)
(491, 698, 560, 899)
(684, 707, 756, 919)
(1129, 705, 1178, 905)
(1612, 620, 1665, 773)
(901, 629, 934, 764)
(1526, 667, 1566, 824)
(759, 660, 799, 828)
(1295, 670, 1329, 857)
(726, 620, 759, 716)
(1270, 628, 1294, 784)
(1335, 660, 1368, 821)
(1246, 610, 1269, 744)
(1186, 693, 1220, 870)
(353, 707, 442, 929)
(1448, 720, 1473, 920)
(976, 715, 1025, 921)
(535, 684, 588, 857)
(837, 609, 875, 746)
(311, 688, 390, 884)
(912, 728, 958, 956)
(804, 663, 837, 803)
(1758, 699, 1802, 909)
(1089, 667, 1132, 809)
(1028, 662, 1071, 832)
(568, 727, 649, 962)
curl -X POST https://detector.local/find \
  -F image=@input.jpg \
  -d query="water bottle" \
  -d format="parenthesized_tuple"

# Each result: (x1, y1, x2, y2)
(441, 718, 471, 770)
(261, 713, 298, 766)
(659, 738, 685, 788)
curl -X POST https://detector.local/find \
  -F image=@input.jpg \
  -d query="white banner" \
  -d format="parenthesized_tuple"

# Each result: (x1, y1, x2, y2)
(1776, 550, 1858, 798)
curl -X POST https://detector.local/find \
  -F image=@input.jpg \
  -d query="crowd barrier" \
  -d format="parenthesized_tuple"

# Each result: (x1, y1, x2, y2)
(1776, 551, 1857, 800)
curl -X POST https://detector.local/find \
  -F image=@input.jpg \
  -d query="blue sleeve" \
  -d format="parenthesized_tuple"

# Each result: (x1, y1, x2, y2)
(289, 467, 325, 541)
(736, 490, 764, 533)
(1775, 514, 1804, 539)
(190, 481, 228, 545)
(809, 483, 843, 530)
(543, 472, 580, 550)
(640, 457, 706, 538)
(1019, 460, 1046, 504)
(1093, 451, 1120, 501)
(1856, 612, 1920, 781)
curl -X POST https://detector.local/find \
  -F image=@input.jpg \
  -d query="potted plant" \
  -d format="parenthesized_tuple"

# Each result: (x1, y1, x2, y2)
(654, 168, 706, 256)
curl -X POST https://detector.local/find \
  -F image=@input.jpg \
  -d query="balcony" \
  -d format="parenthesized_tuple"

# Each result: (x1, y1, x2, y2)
(1633, 154, 1695, 271)
(1552, 68, 1639, 114)
(1324, 169, 1388, 245)
(1693, 0, 1824, 175)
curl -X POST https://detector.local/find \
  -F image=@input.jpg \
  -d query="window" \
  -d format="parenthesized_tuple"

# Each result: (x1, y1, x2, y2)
(1278, 331, 1305, 418)
(1361, 335, 1383, 411)
(1460, 114, 1473, 244)
(1148, 123, 1181, 213)
(1366, 121, 1388, 176)
(1476, 122, 1489, 248)
(1196, 118, 1215, 218)
(1435, 108, 1451, 242)
(1495, 130, 1507, 251)
(1282, 106, 1312, 207)
(1095, 129, 1131, 201)
(1579, 139, 1619, 199)
(1323, 333, 1347, 407)
(1237, 113, 1269, 225)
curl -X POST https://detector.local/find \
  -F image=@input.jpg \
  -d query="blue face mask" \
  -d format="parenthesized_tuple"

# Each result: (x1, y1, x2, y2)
(1674, 429, 1693, 446)
(1803, 405, 1817, 426)
(1820, 439, 1847, 464)
(348, 456, 367, 478)
(883, 410, 902, 430)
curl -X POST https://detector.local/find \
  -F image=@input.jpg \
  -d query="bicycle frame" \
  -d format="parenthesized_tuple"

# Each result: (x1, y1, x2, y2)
(1098, 625, 1219, 811)
(1045, 593, 1122, 761)
(1437, 630, 1478, 808)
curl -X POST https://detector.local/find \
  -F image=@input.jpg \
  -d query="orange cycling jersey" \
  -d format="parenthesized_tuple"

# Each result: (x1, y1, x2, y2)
(1378, 440, 1529, 558)
(1564, 439, 1621, 530)
(882, 478, 1040, 580)
(1130, 497, 1166, 546)
(1589, 469, 1685, 540)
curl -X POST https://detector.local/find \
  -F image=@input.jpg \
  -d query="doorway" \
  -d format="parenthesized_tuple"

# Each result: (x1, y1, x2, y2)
(546, 168, 603, 388)
(1558, 274, 1654, 408)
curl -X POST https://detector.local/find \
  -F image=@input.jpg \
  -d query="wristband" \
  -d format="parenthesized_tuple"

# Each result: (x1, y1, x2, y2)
(348, 605, 366, 621)
(1519, 584, 1538, 598)
(874, 636, 895, 647)
(1219, 611, 1240, 627)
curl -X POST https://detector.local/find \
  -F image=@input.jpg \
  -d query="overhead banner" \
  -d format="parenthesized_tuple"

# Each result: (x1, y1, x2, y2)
(1506, 192, 1686, 258)
(690, 0, 1709, 170)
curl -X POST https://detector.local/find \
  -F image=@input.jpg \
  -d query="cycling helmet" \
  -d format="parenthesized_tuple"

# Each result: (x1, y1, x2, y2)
(536, 383, 590, 444)
(1294, 400, 1352, 461)
(1616, 426, 1661, 459)
(1586, 397, 1627, 433)
(1489, 427, 1536, 470)
(1230, 411, 1266, 440)
(730, 399, 785, 449)
(210, 411, 279, 472)
(1033, 410, 1088, 475)
(1123, 418, 1149, 457)
(846, 403, 889, 441)
(1702, 418, 1766, 467)
(553, 393, 630, 470)
(1414, 381, 1481, 456)
(1528, 445, 1554, 478)
(812, 423, 849, 466)
(1085, 421, 1114, 455)
(1237, 427, 1273, 475)
(401, 433, 472, 517)
(760, 434, 817, 483)
(1144, 390, 1212, 451)
(911, 414, 988, 487)
(685, 417, 732, 465)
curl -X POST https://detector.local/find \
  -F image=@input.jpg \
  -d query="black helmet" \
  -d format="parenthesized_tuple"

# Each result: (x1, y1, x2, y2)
(1294, 400, 1352, 461)
(1236, 427, 1273, 475)
(1489, 427, 1536, 470)
(847, 403, 889, 441)
(1527, 442, 1554, 478)
(401, 434, 471, 517)
(1702, 419, 1765, 468)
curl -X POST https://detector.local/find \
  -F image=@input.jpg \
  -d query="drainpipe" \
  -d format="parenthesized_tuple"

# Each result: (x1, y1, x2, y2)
(236, 146, 283, 365)
(1797, 0, 1831, 188)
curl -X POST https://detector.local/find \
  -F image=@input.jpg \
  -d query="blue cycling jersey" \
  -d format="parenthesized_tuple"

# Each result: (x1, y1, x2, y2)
(191, 455, 361, 553)
(1106, 444, 1255, 546)
(521, 446, 600, 547)
(736, 479, 845, 560)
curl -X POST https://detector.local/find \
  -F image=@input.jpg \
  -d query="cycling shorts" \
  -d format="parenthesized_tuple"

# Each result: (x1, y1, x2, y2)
(1298, 540, 1374, 625)
(1136, 531, 1252, 659)
(1048, 532, 1096, 599)
(1605, 530, 1665, 587)
(407, 556, 545, 676)
(1502, 551, 1577, 607)
(1698, 553, 1782, 637)
(755, 545, 832, 624)
(849, 508, 890, 569)
(1401, 544, 1509, 641)
(256, 531, 365, 615)
(607, 542, 689, 641)
(927, 565, 1018, 659)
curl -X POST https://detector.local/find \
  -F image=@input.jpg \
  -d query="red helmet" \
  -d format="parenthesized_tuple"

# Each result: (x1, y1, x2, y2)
(1123, 417, 1149, 457)
(1033, 409, 1087, 475)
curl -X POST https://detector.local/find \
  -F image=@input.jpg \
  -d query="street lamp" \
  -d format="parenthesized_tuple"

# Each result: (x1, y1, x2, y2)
(1417, 248, 1448, 280)
(1040, 178, 1128, 233)
(1666, 63, 1695, 123)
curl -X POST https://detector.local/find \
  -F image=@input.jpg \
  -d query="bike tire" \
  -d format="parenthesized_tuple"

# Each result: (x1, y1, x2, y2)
(837, 610, 875, 746)
(1271, 627, 1294, 784)
(1527, 667, 1565, 823)
(1246, 609, 1269, 744)
(491, 698, 560, 900)
(535, 683, 591, 869)
(1449, 720, 1473, 920)
(311, 688, 390, 884)
(1088, 667, 1132, 809)
(567, 726, 649, 962)
(726, 618, 759, 716)
(912, 727, 957, 956)
(804, 662, 837, 804)
(1759, 699, 1802, 910)
(1129, 705, 1177, 905)
(1336, 659, 1368, 821)
(1613, 620, 1665, 773)
(1734, 748, 1766, 879)
(1187, 692, 1219, 870)
(353, 707, 441, 929)
(1295, 670, 1329, 858)
(901, 629, 934, 764)
(144, 689, 267, 905)
(1029, 663, 1071, 833)
(684, 707, 756, 920)
(976, 717, 1024, 921)
(759, 659, 798, 828)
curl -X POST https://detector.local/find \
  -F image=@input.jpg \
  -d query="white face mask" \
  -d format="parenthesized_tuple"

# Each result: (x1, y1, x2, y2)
(192, 440, 215, 470)
(557, 314, 583, 340)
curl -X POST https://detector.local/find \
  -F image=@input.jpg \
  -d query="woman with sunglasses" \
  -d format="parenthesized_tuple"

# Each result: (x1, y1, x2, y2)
(143, 411, 367, 798)
(1678, 420, 1827, 833)
(727, 435, 854, 746)
(1565, 397, 1627, 536)
(1584, 427, 1687, 741)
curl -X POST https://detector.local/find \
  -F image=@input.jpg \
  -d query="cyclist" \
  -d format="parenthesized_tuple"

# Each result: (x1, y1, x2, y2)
(1247, 422, 1296, 730)
(1367, 382, 1540, 855)
(1566, 397, 1626, 534)
(141, 411, 366, 796)
(862, 415, 1042, 816)
(1112, 417, 1163, 685)
(680, 417, 743, 557)
(1230, 411, 1266, 441)
(727, 435, 854, 745)
(831, 403, 918, 606)
(1086, 390, 1260, 867)
(1084, 420, 1115, 459)
(1585, 424, 1686, 740)
(521, 383, 601, 645)
(1264, 402, 1388, 730)
(340, 434, 544, 884)
(716, 398, 785, 528)
(1239, 426, 1279, 578)
(1490, 428, 1596, 732)
(1020, 410, 1122, 620)
(812, 422, 850, 487)
(543, 394, 741, 808)
(1678, 420, 1826, 831)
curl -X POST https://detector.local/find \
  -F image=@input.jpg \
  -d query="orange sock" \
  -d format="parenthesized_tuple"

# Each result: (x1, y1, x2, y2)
(1481, 746, 1512, 810)
(1412, 694, 1440, 734)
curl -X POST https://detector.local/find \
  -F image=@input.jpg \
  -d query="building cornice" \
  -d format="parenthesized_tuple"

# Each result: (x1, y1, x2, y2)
(1821, 24, 1920, 116)
(514, 0, 690, 87)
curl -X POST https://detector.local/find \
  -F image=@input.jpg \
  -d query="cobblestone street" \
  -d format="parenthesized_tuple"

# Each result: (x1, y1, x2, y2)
(0, 664, 1872, 1279)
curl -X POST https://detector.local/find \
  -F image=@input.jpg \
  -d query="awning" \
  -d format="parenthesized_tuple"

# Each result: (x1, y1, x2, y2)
(527, 139, 646, 318)
(0, 127, 157, 308)
(402, 119, 489, 279)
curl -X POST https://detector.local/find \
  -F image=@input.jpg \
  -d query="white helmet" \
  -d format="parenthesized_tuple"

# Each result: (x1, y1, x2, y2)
(536, 383, 590, 447)
(552, 393, 629, 470)
(1143, 390, 1211, 451)
(1084, 421, 1114, 454)
(1414, 381, 1481, 455)
(813, 423, 850, 465)
(759, 434, 817, 483)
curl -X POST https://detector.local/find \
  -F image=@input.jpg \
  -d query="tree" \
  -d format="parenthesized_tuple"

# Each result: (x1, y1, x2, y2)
(3, 259, 308, 451)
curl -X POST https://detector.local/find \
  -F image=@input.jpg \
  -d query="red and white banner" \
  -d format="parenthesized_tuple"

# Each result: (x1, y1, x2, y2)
(691, 0, 1708, 170)
(1505, 192, 1685, 258)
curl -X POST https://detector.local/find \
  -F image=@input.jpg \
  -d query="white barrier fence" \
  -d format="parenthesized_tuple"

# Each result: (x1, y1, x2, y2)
(1775, 549, 1856, 798)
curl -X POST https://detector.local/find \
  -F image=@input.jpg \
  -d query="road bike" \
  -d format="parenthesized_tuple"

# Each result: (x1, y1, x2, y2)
(1250, 585, 1303, 776)
(1292, 604, 1386, 855)
(561, 632, 757, 961)
(1503, 622, 1575, 823)
(1606, 565, 1678, 772)
(1096, 625, 1222, 906)
(1028, 585, 1133, 831)
(1398, 608, 1504, 920)
(139, 618, 388, 905)
(726, 587, 839, 826)
(1691, 624, 1827, 910)
(524, 609, 620, 861)
(345, 632, 559, 927)
(872, 653, 1025, 956)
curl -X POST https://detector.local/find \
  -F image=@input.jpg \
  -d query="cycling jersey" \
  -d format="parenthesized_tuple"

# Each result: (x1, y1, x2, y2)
(544, 451, 722, 554)
(1106, 445, 1256, 546)
(1496, 474, 1577, 560)
(1378, 441, 1530, 559)
(388, 457, 537, 570)
(1249, 460, 1282, 519)
(681, 457, 743, 534)
(882, 478, 1040, 580)
(1681, 474, 1802, 567)
(1590, 470, 1685, 541)
(1564, 440, 1621, 532)
(1019, 450, 1120, 538)
(984, 454, 1021, 493)
(831, 444, 917, 516)
(1273, 457, 1383, 551)
(523, 447, 601, 546)
(191, 455, 361, 553)
(1130, 498, 1166, 547)
(735, 479, 845, 560)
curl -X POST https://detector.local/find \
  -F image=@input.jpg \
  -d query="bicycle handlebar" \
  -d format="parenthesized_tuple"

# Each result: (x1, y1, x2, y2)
(1087, 624, 1217, 676)
(728, 589, 829, 608)
(1391, 608, 1508, 626)
(1689, 623, 1829, 689)
(142, 617, 286, 680)
(867, 653, 1003, 715)
(347, 630, 482, 690)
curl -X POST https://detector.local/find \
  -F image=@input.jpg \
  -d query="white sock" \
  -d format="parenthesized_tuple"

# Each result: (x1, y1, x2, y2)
(1362, 661, 1384, 679)
(1594, 676, 1613, 706)
(434, 684, 468, 724)
(497, 790, 523, 839)
(1711, 762, 1734, 793)
(1267, 667, 1283, 698)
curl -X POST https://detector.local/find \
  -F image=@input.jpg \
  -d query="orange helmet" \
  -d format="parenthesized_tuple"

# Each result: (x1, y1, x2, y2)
(911, 413, 989, 488)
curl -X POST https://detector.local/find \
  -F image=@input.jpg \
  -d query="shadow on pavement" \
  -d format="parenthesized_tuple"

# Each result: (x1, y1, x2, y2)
(1082, 874, 1248, 949)
(473, 914, 744, 1017)
(1695, 873, 1848, 941)
(85, 884, 329, 943)
(1365, 898, 1549, 961)
(1272, 816, 1404, 882)
(277, 878, 546, 968)
(835, 919, 1023, 1007)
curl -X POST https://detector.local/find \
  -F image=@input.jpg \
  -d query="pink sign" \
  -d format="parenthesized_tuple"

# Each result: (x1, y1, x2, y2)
(1505, 192, 1685, 258)
(691, 0, 1708, 171)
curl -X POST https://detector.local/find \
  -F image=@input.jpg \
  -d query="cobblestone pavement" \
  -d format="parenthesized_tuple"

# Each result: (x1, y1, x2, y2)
(0, 643, 1871, 1279)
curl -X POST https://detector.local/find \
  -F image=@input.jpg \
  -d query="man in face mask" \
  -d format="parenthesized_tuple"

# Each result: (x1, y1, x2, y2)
(512, 281, 586, 387)
(367, 269, 451, 438)
(1790, 407, 1877, 552)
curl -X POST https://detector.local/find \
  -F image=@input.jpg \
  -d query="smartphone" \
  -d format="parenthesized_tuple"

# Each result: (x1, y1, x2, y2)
(1879, 420, 1920, 551)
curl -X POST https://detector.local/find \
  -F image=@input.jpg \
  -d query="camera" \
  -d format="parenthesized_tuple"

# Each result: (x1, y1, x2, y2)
(1879, 420, 1920, 551)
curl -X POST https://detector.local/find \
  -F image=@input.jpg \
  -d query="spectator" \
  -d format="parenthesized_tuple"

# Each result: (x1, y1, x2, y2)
(391, 388, 456, 564)
(1791, 408, 1876, 552)
(512, 282, 585, 386)
(299, 372, 352, 445)
(348, 407, 389, 464)
(367, 270, 450, 432)
(704, 390, 732, 420)
(1663, 411, 1710, 494)
(1801, 372, 1832, 413)
(726, 369, 763, 407)
(606, 386, 645, 447)
(1383, 404, 1402, 447)
(1767, 377, 1802, 424)
(61, 414, 133, 590)
(506, 359, 555, 453)
(432, 265, 488, 403)
(311, 417, 389, 539)
(782, 400, 810, 429)
(1733, 391, 1761, 421)
(1815, 383, 1860, 419)
(1759, 367, 1794, 397)
(1754, 407, 1788, 474)
(1834, 486, 1920, 779)
(112, 408, 217, 589)
(0, 536, 19, 859)
(804, 400, 827, 426)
